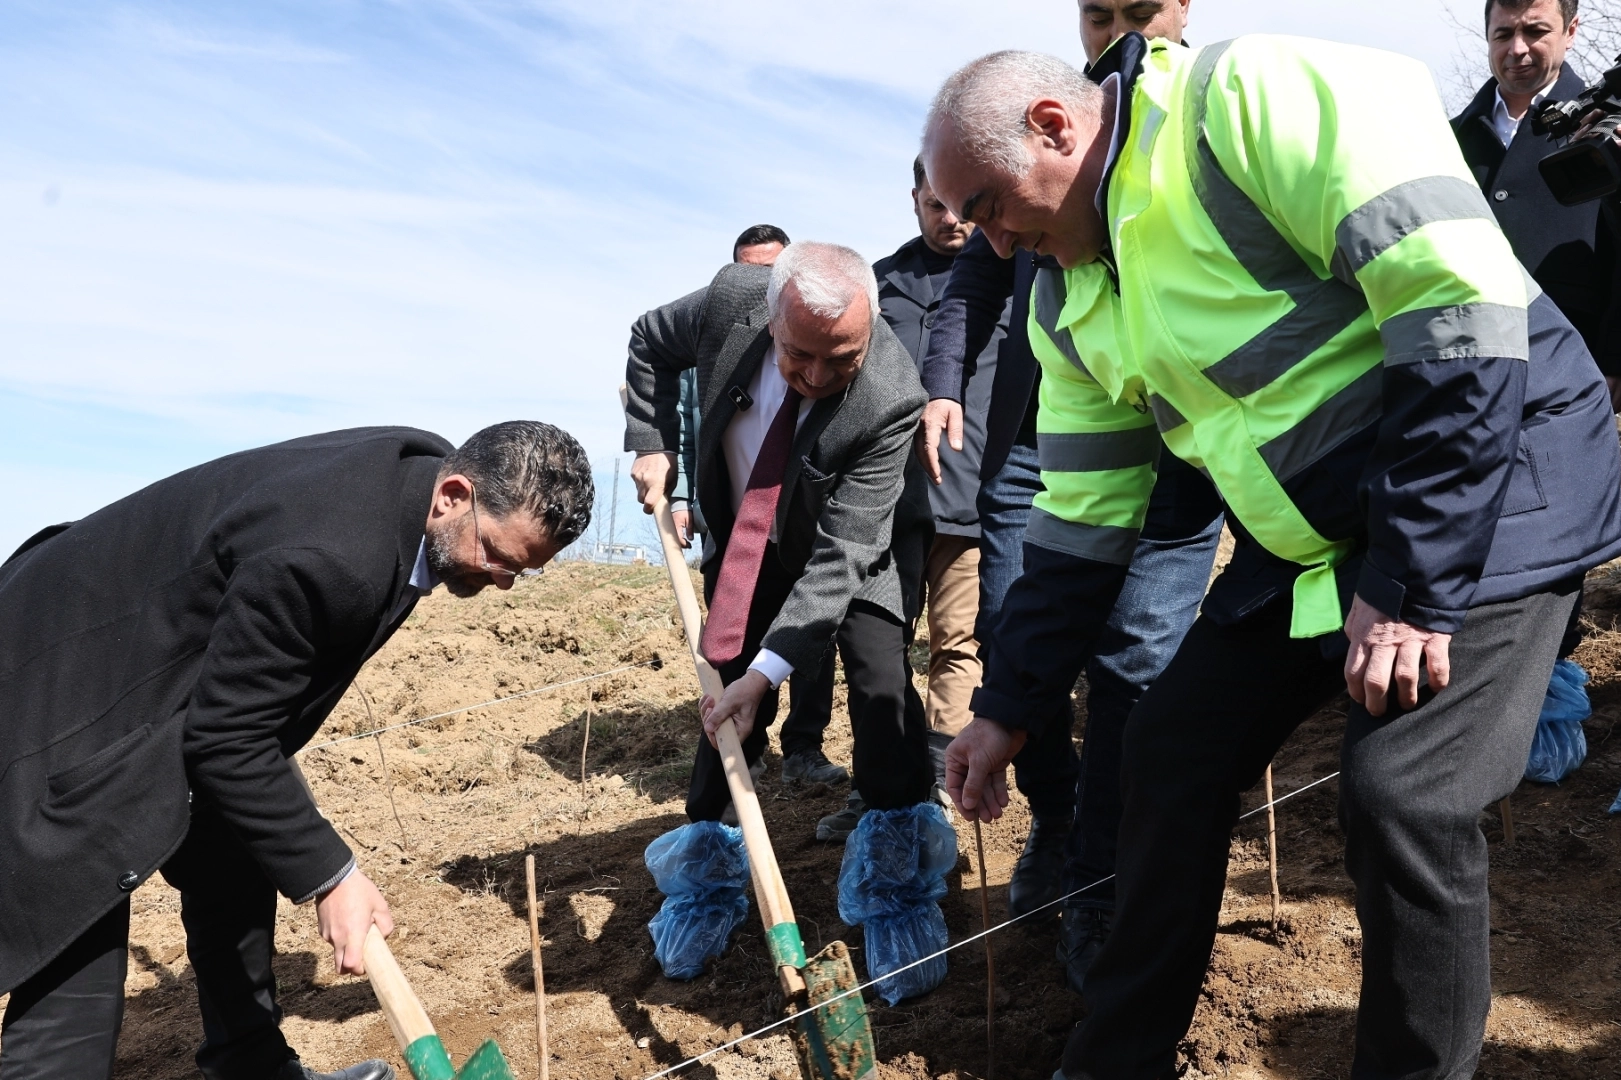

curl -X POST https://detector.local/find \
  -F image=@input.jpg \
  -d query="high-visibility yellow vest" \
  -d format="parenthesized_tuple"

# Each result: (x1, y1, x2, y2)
(1028, 35, 1535, 637)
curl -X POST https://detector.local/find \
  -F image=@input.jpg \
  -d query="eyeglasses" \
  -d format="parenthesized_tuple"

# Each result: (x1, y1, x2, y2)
(470, 486, 542, 580)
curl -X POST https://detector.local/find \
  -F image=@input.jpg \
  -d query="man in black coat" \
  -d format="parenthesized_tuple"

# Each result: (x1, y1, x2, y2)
(0, 423, 593, 1080)
(1453, 0, 1619, 384)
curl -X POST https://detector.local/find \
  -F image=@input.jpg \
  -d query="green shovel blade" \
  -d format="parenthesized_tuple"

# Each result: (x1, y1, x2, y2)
(454, 1039, 515, 1080)
(795, 941, 877, 1080)
(401, 1035, 513, 1080)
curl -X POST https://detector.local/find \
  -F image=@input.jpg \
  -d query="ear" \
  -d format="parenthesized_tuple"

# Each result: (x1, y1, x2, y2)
(1026, 98, 1081, 155)
(429, 474, 473, 520)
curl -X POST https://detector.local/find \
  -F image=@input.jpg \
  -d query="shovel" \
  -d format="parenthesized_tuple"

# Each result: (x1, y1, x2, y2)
(362, 925, 515, 1080)
(651, 497, 877, 1080)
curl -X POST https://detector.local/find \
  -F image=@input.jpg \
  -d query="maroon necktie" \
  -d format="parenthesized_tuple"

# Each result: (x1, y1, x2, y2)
(701, 387, 803, 666)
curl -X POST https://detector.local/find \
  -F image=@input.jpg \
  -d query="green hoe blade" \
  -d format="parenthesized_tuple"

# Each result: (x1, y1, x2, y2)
(794, 941, 877, 1080)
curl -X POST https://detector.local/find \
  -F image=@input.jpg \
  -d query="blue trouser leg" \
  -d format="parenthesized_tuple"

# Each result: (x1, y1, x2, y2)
(973, 443, 1081, 811)
(1064, 512, 1223, 910)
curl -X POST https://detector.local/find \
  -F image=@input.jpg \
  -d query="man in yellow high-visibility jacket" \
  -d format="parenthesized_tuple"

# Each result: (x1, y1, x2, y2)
(922, 33, 1621, 1079)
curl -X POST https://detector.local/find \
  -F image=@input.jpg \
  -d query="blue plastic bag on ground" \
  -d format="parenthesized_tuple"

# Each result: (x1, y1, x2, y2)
(837, 802, 957, 1005)
(645, 821, 750, 980)
(1525, 659, 1591, 784)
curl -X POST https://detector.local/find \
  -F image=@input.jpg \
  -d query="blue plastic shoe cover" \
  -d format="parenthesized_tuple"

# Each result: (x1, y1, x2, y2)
(837, 802, 957, 1005)
(1525, 659, 1591, 784)
(645, 821, 750, 980)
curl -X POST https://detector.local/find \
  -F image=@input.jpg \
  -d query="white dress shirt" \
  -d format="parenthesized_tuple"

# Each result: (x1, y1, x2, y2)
(721, 345, 811, 688)
(409, 538, 439, 593)
(1491, 77, 1558, 148)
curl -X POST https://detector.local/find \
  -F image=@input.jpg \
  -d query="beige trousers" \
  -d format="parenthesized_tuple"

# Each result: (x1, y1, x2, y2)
(922, 534, 982, 736)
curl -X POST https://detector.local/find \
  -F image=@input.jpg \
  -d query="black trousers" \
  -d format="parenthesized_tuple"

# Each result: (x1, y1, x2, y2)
(1066, 581, 1579, 1080)
(1, 807, 297, 1080)
(687, 554, 933, 821)
(778, 647, 837, 759)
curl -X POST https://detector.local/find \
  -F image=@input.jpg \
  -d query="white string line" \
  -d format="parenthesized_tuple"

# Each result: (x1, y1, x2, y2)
(638, 771, 1343, 1080)
(299, 660, 660, 753)
(1238, 771, 1339, 820)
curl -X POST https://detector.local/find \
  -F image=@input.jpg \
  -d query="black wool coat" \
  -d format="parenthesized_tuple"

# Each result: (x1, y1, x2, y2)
(0, 426, 450, 993)
(1453, 64, 1621, 375)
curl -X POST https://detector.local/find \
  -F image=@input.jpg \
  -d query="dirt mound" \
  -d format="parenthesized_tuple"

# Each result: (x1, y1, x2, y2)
(13, 560, 1619, 1079)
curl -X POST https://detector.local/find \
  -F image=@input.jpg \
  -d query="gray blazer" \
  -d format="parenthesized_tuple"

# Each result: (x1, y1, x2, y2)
(623, 262, 926, 673)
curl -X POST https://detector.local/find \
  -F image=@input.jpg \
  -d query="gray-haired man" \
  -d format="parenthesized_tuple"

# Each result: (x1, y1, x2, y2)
(625, 242, 936, 823)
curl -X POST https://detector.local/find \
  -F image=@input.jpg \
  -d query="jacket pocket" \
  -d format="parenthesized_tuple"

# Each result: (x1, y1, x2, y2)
(1500, 425, 1549, 517)
(46, 723, 154, 804)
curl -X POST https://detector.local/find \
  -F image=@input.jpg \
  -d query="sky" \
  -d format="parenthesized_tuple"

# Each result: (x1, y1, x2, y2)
(0, 0, 1497, 557)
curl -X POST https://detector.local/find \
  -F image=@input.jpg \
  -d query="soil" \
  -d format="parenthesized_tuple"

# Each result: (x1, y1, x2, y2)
(15, 558, 1621, 1080)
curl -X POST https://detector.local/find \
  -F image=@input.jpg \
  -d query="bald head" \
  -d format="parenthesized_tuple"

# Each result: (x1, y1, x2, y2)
(921, 51, 1115, 268)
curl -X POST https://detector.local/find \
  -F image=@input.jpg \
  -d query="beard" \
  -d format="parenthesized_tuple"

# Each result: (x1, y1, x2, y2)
(425, 516, 486, 598)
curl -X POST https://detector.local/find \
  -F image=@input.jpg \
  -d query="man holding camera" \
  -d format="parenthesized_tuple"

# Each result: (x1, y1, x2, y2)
(1453, 0, 1621, 408)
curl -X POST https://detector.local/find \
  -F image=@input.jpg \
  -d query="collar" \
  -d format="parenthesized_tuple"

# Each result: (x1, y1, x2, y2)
(1492, 75, 1559, 123)
(1093, 70, 1125, 218)
(408, 537, 438, 594)
(1084, 31, 1152, 251)
(1459, 62, 1582, 124)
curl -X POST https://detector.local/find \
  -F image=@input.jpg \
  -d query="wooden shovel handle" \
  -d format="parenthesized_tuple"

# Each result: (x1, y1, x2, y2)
(651, 499, 804, 991)
(363, 925, 435, 1054)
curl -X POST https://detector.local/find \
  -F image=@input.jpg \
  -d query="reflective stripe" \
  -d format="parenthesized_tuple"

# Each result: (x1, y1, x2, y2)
(1024, 507, 1140, 565)
(1333, 175, 1496, 275)
(1185, 41, 1315, 298)
(1032, 268, 1091, 378)
(1522, 265, 1543, 302)
(1201, 283, 1367, 398)
(1148, 394, 1187, 431)
(1038, 427, 1161, 472)
(1257, 363, 1383, 482)
(1184, 41, 1367, 397)
(1379, 302, 1529, 364)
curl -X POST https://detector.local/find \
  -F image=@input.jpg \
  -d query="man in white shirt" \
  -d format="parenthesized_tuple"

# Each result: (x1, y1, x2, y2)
(623, 242, 937, 827)
(1454, 0, 1620, 414)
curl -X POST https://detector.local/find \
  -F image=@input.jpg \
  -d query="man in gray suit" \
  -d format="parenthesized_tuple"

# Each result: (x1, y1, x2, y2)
(624, 242, 936, 826)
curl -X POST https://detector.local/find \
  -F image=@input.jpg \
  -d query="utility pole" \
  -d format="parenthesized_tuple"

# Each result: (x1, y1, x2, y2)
(609, 458, 620, 548)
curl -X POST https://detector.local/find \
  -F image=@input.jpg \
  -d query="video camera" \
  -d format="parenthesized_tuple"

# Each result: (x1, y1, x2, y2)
(1534, 57, 1621, 206)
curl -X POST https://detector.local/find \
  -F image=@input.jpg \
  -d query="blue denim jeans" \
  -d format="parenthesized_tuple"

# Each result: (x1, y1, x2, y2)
(979, 443, 1223, 911)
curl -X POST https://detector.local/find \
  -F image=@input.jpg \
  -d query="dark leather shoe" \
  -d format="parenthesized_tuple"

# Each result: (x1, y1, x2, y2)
(279, 1059, 397, 1080)
(1008, 814, 1073, 919)
(1056, 905, 1111, 994)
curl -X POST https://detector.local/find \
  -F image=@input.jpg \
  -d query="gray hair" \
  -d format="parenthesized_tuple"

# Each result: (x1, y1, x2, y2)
(766, 241, 879, 325)
(438, 420, 594, 547)
(924, 50, 1101, 177)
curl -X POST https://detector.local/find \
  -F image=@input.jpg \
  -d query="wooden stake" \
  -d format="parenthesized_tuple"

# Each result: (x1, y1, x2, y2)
(972, 818, 995, 1080)
(1498, 797, 1516, 845)
(526, 854, 550, 1080)
(1264, 765, 1280, 932)
(579, 706, 592, 803)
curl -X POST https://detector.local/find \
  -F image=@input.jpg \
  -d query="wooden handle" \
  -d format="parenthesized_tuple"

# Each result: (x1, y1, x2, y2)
(363, 925, 435, 1053)
(526, 854, 549, 1080)
(652, 499, 804, 992)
